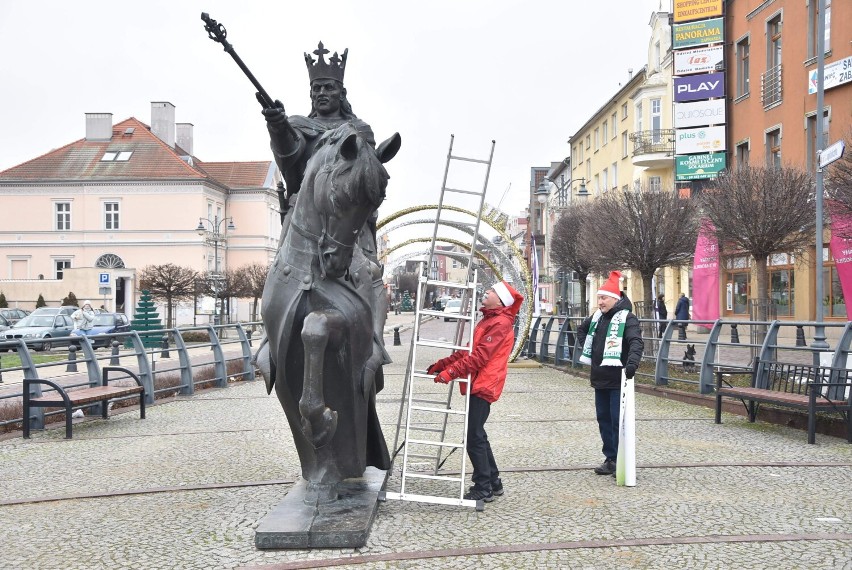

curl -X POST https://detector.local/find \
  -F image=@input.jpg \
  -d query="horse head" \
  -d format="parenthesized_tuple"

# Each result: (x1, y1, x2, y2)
(304, 123, 400, 279)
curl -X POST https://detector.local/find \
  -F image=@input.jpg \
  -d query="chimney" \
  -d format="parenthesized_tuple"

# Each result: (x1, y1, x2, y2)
(628, 68, 634, 79)
(176, 123, 194, 155)
(151, 101, 176, 147)
(85, 113, 113, 141)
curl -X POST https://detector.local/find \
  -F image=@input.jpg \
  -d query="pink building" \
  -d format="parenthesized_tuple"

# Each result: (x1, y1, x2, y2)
(0, 102, 280, 321)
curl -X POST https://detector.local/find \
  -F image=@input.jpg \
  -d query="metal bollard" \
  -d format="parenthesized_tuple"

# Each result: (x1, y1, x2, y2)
(730, 323, 740, 344)
(0, 354, 3, 383)
(110, 340, 120, 366)
(66, 344, 78, 372)
(795, 325, 806, 347)
(160, 334, 170, 359)
(393, 326, 402, 346)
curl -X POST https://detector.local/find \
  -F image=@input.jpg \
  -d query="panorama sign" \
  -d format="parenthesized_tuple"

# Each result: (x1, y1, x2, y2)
(674, 72, 725, 102)
(674, 45, 724, 76)
(673, 18, 724, 49)
(675, 126, 726, 154)
(674, 99, 726, 129)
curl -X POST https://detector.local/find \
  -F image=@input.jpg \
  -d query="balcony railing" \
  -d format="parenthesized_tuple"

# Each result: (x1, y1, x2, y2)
(761, 63, 782, 108)
(629, 129, 675, 157)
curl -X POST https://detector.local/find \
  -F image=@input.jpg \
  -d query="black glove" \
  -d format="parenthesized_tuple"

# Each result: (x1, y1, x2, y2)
(625, 365, 636, 379)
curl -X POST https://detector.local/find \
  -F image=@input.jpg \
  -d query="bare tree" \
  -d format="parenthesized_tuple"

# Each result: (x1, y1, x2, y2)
(550, 202, 599, 313)
(139, 264, 199, 327)
(233, 262, 269, 323)
(699, 165, 815, 320)
(581, 188, 699, 311)
(200, 269, 243, 324)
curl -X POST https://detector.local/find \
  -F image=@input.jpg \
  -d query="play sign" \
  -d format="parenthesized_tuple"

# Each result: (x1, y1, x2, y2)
(674, 72, 724, 102)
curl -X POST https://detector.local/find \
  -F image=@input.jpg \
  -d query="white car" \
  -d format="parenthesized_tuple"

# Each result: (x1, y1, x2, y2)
(443, 299, 462, 321)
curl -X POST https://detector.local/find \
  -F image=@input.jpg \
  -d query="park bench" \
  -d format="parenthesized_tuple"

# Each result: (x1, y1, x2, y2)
(23, 366, 145, 439)
(715, 359, 852, 444)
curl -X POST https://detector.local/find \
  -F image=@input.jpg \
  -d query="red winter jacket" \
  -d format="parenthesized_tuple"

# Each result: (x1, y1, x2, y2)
(432, 293, 523, 403)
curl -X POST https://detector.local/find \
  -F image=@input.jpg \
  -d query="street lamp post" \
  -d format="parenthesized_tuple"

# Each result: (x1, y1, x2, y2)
(196, 215, 236, 326)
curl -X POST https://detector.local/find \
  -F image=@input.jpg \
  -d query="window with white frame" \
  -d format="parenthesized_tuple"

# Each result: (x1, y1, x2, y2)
(622, 132, 628, 158)
(612, 162, 618, 188)
(594, 128, 600, 151)
(55, 202, 71, 231)
(55, 259, 71, 279)
(611, 113, 617, 138)
(651, 98, 662, 143)
(735, 140, 750, 167)
(621, 102, 628, 120)
(602, 168, 608, 192)
(602, 121, 608, 144)
(766, 127, 782, 167)
(649, 176, 662, 192)
(635, 101, 643, 132)
(594, 174, 600, 195)
(104, 202, 120, 230)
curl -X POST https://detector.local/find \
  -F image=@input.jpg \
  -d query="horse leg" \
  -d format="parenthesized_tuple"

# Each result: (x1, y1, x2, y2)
(300, 310, 343, 451)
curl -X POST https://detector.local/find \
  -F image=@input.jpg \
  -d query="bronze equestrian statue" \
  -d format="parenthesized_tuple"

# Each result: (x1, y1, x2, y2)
(253, 40, 399, 502)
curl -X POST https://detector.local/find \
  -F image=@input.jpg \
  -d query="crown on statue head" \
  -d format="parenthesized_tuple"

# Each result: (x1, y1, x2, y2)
(304, 41, 347, 83)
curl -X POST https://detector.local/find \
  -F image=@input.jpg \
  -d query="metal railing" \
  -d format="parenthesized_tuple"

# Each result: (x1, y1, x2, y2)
(761, 63, 782, 108)
(526, 315, 852, 397)
(629, 129, 675, 156)
(0, 322, 263, 433)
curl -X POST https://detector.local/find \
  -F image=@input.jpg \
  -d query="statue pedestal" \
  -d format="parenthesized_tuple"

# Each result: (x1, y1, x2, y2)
(255, 467, 387, 549)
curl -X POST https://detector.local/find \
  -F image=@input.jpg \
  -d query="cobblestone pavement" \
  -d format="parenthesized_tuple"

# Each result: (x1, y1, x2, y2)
(1, 319, 851, 569)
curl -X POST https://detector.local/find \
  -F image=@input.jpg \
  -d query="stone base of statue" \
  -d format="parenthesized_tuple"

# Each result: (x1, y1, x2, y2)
(255, 467, 387, 549)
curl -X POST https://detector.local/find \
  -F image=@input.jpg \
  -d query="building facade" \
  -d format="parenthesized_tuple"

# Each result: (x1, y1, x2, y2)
(0, 102, 280, 321)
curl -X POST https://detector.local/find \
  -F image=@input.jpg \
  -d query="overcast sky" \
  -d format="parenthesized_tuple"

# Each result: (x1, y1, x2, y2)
(0, 0, 665, 224)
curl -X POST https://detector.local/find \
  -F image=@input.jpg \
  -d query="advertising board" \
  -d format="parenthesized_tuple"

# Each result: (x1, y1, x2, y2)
(676, 152, 727, 180)
(673, 0, 723, 23)
(673, 18, 723, 49)
(675, 126, 726, 154)
(674, 99, 726, 129)
(674, 45, 723, 75)
(674, 72, 725, 102)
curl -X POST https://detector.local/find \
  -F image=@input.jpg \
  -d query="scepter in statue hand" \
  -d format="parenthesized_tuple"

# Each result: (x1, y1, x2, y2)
(201, 12, 279, 111)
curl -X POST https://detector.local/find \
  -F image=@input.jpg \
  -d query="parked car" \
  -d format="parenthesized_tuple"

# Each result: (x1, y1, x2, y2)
(77, 312, 131, 348)
(30, 306, 78, 317)
(1, 313, 74, 351)
(443, 299, 462, 322)
(0, 313, 11, 333)
(0, 307, 29, 325)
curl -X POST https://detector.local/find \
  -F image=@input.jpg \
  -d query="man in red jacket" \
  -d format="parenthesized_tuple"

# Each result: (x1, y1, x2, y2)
(427, 280, 524, 503)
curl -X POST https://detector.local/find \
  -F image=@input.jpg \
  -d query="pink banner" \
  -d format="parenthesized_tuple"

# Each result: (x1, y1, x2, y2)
(692, 220, 719, 327)
(828, 202, 852, 320)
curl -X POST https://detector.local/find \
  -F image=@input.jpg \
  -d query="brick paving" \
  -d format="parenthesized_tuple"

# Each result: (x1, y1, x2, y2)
(1, 314, 851, 569)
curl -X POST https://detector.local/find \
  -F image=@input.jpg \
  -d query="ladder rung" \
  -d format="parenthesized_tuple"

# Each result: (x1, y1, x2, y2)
(411, 405, 466, 415)
(450, 155, 491, 165)
(444, 187, 482, 196)
(381, 491, 479, 509)
(402, 473, 463, 482)
(408, 426, 444, 433)
(418, 309, 473, 320)
(417, 339, 469, 351)
(409, 438, 464, 449)
(423, 279, 476, 290)
(412, 369, 469, 383)
(411, 397, 449, 405)
(405, 452, 441, 459)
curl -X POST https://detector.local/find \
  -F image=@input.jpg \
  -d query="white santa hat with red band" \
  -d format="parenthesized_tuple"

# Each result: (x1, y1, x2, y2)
(597, 271, 622, 300)
(492, 281, 516, 307)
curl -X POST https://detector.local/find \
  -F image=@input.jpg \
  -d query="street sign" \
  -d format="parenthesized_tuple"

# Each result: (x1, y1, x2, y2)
(820, 140, 846, 169)
(99, 287, 111, 296)
(99, 272, 111, 285)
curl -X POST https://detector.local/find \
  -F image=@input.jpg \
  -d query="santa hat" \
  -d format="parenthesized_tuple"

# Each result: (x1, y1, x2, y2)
(492, 281, 519, 307)
(597, 271, 622, 300)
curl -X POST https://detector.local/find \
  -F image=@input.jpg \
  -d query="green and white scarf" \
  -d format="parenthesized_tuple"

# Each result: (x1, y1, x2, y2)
(580, 309, 628, 366)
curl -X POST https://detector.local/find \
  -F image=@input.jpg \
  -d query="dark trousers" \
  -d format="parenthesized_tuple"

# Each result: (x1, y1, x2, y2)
(594, 388, 621, 461)
(467, 395, 499, 491)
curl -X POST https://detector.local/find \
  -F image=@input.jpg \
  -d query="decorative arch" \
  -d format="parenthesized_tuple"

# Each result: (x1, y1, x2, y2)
(95, 253, 126, 269)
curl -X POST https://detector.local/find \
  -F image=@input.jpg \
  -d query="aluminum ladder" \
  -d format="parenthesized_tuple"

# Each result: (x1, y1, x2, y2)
(380, 135, 495, 510)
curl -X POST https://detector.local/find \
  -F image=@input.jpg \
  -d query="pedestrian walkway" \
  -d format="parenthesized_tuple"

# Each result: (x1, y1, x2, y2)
(1, 324, 851, 569)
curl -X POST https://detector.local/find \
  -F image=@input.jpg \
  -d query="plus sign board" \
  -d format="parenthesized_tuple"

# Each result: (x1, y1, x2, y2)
(99, 273, 111, 285)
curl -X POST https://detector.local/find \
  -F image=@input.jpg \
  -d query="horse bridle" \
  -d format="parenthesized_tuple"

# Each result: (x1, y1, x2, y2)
(291, 216, 355, 281)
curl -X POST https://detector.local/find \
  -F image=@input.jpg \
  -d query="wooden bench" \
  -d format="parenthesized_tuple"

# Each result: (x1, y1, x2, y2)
(715, 359, 852, 444)
(23, 366, 145, 439)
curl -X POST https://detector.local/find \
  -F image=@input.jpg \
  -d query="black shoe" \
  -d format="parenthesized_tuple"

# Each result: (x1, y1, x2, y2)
(464, 487, 494, 502)
(594, 459, 616, 475)
(471, 480, 503, 497)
